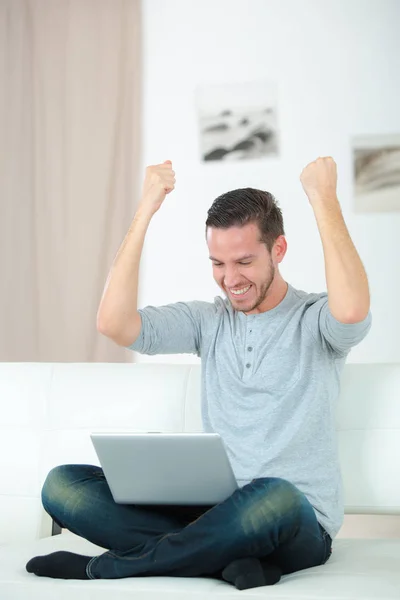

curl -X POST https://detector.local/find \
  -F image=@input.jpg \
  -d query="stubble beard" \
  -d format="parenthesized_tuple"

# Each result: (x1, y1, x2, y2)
(232, 259, 276, 314)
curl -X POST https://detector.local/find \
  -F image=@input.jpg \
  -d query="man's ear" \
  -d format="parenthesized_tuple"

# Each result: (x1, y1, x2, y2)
(273, 235, 287, 264)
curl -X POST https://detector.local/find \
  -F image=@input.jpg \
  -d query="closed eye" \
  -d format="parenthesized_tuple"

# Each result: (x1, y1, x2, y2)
(212, 261, 252, 266)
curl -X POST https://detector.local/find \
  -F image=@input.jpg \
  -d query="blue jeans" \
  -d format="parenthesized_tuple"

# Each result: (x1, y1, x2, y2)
(41, 465, 332, 580)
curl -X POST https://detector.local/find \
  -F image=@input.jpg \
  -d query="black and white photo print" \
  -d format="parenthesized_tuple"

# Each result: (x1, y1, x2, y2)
(353, 134, 400, 213)
(196, 81, 280, 162)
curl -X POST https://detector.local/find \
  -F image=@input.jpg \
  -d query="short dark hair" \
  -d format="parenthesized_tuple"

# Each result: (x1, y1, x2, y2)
(205, 188, 285, 253)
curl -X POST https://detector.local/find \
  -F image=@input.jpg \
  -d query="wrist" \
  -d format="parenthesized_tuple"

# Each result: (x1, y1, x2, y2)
(309, 194, 340, 210)
(134, 204, 156, 223)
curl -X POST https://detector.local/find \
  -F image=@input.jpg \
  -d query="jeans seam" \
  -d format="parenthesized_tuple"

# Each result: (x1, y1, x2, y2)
(86, 512, 210, 577)
(86, 556, 98, 579)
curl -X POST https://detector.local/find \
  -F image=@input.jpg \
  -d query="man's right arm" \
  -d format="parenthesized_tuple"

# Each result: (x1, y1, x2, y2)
(96, 161, 176, 347)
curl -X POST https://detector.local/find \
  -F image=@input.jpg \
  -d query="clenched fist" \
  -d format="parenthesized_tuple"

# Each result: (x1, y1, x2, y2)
(300, 157, 338, 206)
(139, 160, 176, 216)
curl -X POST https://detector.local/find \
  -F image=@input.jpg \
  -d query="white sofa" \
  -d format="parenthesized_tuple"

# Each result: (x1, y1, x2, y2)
(0, 362, 399, 599)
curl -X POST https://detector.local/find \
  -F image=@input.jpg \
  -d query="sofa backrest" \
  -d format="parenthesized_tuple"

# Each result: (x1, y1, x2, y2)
(1, 362, 399, 544)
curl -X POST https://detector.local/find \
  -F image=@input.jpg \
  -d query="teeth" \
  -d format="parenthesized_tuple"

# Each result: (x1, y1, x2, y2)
(231, 285, 251, 295)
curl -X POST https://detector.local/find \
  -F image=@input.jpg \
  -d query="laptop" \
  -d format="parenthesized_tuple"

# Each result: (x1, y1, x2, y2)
(90, 432, 239, 505)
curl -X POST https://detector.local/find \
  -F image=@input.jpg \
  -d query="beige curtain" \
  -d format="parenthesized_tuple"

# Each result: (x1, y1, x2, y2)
(0, 0, 141, 362)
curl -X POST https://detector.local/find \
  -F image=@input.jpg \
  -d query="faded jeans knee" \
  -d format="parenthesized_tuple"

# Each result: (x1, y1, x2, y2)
(236, 477, 305, 553)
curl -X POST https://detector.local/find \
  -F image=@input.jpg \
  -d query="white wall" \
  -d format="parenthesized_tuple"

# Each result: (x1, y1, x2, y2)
(137, 0, 400, 364)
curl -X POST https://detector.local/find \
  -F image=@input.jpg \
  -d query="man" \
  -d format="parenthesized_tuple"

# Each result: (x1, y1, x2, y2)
(26, 157, 372, 590)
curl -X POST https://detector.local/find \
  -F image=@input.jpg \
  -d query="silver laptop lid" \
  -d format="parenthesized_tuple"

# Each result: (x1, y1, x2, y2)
(90, 432, 238, 505)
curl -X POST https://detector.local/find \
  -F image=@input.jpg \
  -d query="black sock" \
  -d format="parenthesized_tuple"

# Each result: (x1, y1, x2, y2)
(26, 551, 92, 580)
(222, 557, 282, 590)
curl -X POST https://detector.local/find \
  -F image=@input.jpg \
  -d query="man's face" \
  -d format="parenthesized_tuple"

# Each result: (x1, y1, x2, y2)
(207, 222, 283, 315)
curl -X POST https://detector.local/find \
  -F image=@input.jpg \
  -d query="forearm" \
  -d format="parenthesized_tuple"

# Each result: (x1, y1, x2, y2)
(311, 197, 370, 323)
(97, 160, 175, 343)
(97, 207, 152, 335)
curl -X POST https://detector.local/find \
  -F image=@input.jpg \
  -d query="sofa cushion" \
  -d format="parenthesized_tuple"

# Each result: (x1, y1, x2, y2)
(1, 532, 399, 599)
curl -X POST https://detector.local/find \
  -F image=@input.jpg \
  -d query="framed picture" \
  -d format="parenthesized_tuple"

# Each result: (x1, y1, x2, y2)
(196, 81, 280, 162)
(353, 134, 400, 213)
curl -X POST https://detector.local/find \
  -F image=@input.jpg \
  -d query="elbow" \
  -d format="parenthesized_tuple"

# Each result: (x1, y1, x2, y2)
(345, 310, 370, 324)
(96, 312, 109, 336)
(97, 319, 125, 345)
(346, 299, 371, 324)
(96, 311, 142, 347)
(337, 305, 370, 324)
(96, 312, 120, 339)
(329, 294, 370, 325)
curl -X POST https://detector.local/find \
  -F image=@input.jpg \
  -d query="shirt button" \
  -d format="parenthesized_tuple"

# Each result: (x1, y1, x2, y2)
(246, 363, 251, 368)
(247, 346, 253, 352)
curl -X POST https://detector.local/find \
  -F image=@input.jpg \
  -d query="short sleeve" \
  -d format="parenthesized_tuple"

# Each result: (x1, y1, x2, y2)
(304, 295, 372, 355)
(127, 300, 218, 356)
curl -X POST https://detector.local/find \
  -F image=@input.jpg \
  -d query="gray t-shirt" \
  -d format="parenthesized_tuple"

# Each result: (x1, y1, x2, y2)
(129, 283, 372, 539)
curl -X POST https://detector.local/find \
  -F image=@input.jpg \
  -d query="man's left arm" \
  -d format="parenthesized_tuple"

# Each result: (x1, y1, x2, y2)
(300, 156, 370, 324)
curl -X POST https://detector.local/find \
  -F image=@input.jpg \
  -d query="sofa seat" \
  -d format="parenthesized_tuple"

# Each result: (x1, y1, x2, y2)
(1, 531, 399, 600)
